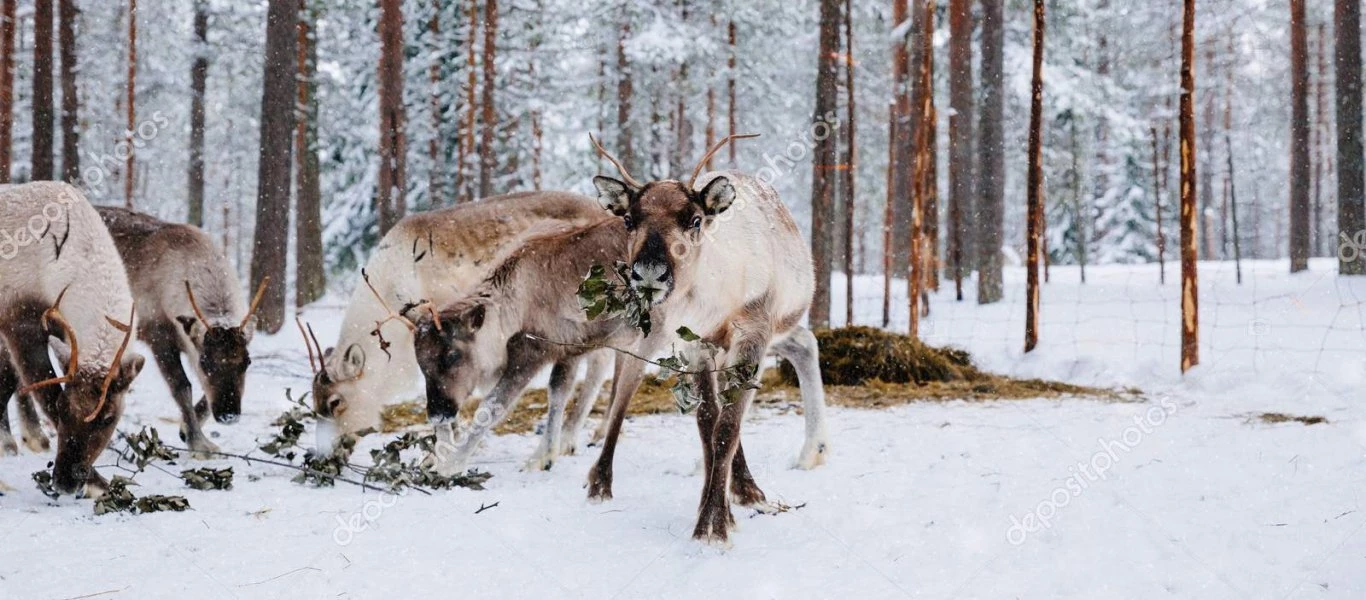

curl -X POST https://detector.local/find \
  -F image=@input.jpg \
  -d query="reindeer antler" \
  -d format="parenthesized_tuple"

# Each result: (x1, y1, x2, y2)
(362, 269, 417, 334)
(18, 288, 78, 395)
(589, 133, 644, 189)
(184, 281, 210, 325)
(412, 300, 443, 332)
(88, 303, 137, 423)
(296, 316, 320, 374)
(241, 276, 270, 329)
(685, 133, 761, 190)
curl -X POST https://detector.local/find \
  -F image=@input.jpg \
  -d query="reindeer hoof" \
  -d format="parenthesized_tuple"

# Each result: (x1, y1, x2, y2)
(795, 439, 828, 470)
(188, 437, 221, 459)
(523, 453, 554, 472)
(585, 470, 613, 503)
(692, 522, 733, 549)
(22, 432, 50, 454)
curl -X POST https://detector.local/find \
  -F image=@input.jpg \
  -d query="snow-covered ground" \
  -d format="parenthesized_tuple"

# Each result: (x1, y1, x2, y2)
(2, 258, 1364, 599)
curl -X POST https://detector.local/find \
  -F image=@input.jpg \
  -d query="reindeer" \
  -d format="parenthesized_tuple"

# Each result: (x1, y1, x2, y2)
(0, 182, 144, 497)
(310, 192, 613, 444)
(584, 134, 829, 546)
(349, 216, 628, 473)
(94, 207, 265, 455)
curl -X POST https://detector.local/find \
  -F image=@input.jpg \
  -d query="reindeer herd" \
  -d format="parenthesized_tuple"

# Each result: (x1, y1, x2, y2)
(0, 136, 828, 546)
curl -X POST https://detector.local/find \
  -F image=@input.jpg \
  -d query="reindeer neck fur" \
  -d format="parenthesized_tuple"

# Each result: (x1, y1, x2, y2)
(663, 171, 814, 341)
(321, 191, 605, 431)
(0, 183, 135, 371)
(461, 217, 635, 376)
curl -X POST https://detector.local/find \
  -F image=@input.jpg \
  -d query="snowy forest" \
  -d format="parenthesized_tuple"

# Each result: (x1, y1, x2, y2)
(2, 0, 1365, 596)
(2, 0, 1359, 328)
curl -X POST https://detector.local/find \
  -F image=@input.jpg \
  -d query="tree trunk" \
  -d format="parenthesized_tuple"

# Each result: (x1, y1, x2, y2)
(727, 20, 737, 165)
(1199, 48, 1214, 259)
(1227, 133, 1242, 284)
(1179, 0, 1198, 372)
(1338, 0, 1365, 275)
(1152, 126, 1165, 284)
(251, 0, 298, 334)
(0, 0, 14, 183)
(295, 0, 324, 307)
(1313, 23, 1326, 256)
(886, 0, 910, 326)
(427, 1, 446, 207)
(57, 0, 77, 183)
(455, 0, 477, 203)
(378, 0, 407, 232)
(123, 0, 135, 206)
(1289, 0, 1310, 272)
(923, 23, 939, 295)
(1025, 0, 1044, 353)
(909, 0, 934, 336)
(616, 15, 634, 174)
(947, 0, 973, 301)
(476, 0, 497, 199)
(188, 0, 207, 227)
(842, 0, 856, 326)
(976, 0, 1004, 304)
(32, 0, 54, 182)
(809, 0, 840, 329)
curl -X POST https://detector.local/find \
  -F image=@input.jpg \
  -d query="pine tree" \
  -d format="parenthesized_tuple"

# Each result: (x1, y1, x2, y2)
(377, 0, 407, 231)
(1289, 0, 1310, 272)
(810, 0, 840, 328)
(57, 0, 78, 183)
(188, 0, 208, 227)
(1179, 0, 1198, 372)
(250, 0, 298, 334)
(1338, 0, 1365, 275)
(0, 0, 15, 183)
(1025, 0, 1044, 352)
(295, 0, 325, 306)
(33, 0, 55, 182)
(947, 0, 973, 301)
(977, 0, 1005, 304)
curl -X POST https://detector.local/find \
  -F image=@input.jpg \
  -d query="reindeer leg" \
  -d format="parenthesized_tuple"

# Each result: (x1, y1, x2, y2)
(526, 357, 576, 471)
(146, 323, 218, 458)
(3, 324, 65, 461)
(695, 327, 772, 546)
(773, 326, 829, 469)
(15, 392, 49, 453)
(586, 352, 647, 502)
(562, 349, 611, 455)
(0, 350, 20, 456)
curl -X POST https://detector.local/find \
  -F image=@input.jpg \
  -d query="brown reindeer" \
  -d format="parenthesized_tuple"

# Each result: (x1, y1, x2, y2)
(585, 135, 828, 546)
(310, 191, 612, 447)
(101, 207, 265, 453)
(0, 182, 145, 497)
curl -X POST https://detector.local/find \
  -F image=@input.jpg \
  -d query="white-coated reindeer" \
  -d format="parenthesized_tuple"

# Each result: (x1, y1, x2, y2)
(0, 182, 145, 498)
(585, 135, 829, 546)
(310, 191, 613, 445)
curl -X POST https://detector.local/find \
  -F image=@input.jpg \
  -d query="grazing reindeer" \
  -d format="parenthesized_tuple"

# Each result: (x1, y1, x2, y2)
(94, 207, 266, 455)
(586, 135, 828, 546)
(354, 216, 628, 473)
(311, 192, 612, 441)
(0, 182, 145, 497)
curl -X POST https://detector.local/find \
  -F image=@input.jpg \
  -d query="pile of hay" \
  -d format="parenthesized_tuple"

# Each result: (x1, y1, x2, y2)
(377, 327, 1135, 435)
(772, 326, 1134, 407)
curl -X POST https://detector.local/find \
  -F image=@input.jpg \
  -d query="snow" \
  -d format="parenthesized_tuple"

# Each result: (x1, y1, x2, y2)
(2, 259, 1365, 599)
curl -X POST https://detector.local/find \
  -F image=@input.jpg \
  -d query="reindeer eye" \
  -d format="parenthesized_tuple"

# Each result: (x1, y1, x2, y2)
(690, 216, 703, 230)
(623, 215, 635, 230)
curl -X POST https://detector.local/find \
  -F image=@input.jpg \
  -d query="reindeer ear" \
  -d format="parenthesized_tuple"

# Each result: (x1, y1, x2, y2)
(117, 353, 146, 388)
(176, 316, 208, 345)
(696, 176, 736, 216)
(50, 338, 74, 375)
(239, 316, 257, 344)
(593, 176, 634, 216)
(460, 304, 486, 332)
(342, 344, 366, 377)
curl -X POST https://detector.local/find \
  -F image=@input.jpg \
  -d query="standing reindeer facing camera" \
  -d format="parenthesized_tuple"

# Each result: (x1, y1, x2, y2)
(0, 182, 144, 498)
(581, 134, 829, 546)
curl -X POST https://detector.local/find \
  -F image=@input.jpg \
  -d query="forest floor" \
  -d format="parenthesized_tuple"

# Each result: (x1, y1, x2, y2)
(1, 258, 1364, 599)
